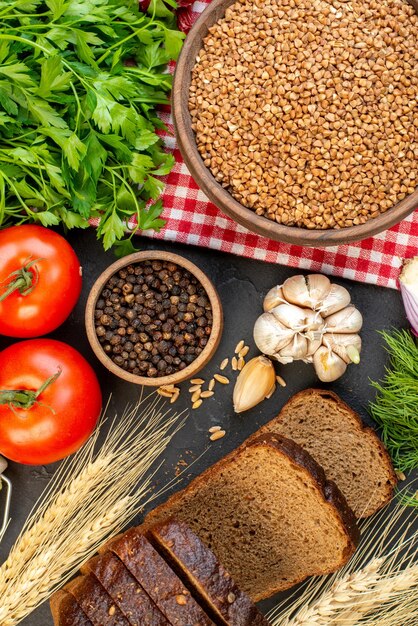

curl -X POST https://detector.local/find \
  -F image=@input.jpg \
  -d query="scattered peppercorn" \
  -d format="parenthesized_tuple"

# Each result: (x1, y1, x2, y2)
(94, 261, 213, 377)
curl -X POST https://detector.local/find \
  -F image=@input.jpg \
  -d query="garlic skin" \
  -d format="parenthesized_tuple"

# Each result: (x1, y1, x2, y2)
(399, 256, 418, 336)
(322, 333, 362, 364)
(305, 336, 322, 361)
(233, 355, 276, 413)
(255, 273, 363, 382)
(320, 284, 351, 316)
(313, 346, 347, 382)
(270, 303, 307, 330)
(306, 274, 331, 308)
(325, 306, 363, 334)
(253, 313, 295, 355)
(303, 309, 324, 332)
(278, 333, 308, 363)
(282, 275, 312, 308)
(263, 285, 285, 312)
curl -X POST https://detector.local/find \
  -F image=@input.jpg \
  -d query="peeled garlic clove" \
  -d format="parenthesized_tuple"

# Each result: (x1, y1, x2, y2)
(263, 285, 285, 312)
(320, 284, 351, 317)
(270, 303, 307, 330)
(323, 333, 362, 364)
(313, 346, 347, 382)
(233, 355, 276, 413)
(279, 333, 308, 361)
(253, 313, 295, 355)
(325, 306, 363, 334)
(306, 274, 331, 308)
(282, 275, 311, 308)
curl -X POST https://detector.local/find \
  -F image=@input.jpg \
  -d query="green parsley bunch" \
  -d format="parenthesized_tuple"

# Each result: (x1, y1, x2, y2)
(0, 0, 184, 252)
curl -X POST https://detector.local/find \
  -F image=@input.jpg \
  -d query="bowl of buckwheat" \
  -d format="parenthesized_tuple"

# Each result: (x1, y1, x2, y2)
(85, 251, 223, 386)
(173, 0, 418, 246)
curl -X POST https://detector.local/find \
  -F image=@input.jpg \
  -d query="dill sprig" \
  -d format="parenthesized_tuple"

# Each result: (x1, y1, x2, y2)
(369, 329, 418, 472)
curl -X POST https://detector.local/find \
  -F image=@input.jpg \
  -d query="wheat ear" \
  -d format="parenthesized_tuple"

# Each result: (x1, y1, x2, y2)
(270, 494, 418, 626)
(0, 393, 186, 626)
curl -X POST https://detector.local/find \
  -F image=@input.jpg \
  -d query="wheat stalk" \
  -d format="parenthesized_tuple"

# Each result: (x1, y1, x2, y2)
(0, 393, 186, 626)
(270, 495, 418, 626)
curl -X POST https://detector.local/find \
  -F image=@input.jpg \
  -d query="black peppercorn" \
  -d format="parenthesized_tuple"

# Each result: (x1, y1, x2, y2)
(94, 259, 213, 377)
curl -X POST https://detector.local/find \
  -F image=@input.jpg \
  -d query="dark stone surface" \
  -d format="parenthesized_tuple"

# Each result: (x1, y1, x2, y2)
(0, 229, 412, 626)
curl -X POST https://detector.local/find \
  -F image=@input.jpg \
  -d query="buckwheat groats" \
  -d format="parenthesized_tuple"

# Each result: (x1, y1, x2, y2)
(189, 0, 418, 229)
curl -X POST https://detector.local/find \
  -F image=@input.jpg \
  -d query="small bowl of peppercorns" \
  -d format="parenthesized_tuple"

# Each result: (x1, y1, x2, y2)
(85, 251, 223, 386)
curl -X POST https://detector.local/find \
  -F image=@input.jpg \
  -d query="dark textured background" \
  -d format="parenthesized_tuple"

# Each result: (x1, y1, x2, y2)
(0, 229, 412, 625)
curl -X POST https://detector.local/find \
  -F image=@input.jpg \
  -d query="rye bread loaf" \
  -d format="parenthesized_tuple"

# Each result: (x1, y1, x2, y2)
(255, 388, 397, 517)
(148, 519, 270, 626)
(144, 434, 359, 601)
(50, 590, 92, 626)
(81, 552, 169, 626)
(64, 574, 130, 626)
(101, 528, 215, 626)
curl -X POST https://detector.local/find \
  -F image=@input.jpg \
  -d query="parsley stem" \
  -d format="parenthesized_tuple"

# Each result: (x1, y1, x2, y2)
(2, 173, 35, 215)
(0, 33, 50, 53)
(96, 21, 148, 64)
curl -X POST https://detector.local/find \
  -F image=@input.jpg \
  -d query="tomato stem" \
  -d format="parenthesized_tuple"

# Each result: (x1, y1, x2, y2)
(0, 369, 62, 410)
(0, 258, 43, 302)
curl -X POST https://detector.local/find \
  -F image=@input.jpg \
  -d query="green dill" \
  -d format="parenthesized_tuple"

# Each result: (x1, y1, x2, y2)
(0, 0, 185, 250)
(369, 329, 418, 472)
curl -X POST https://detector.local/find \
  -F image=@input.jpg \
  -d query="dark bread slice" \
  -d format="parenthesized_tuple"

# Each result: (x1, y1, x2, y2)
(144, 434, 359, 601)
(254, 388, 397, 517)
(50, 590, 92, 626)
(101, 528, 215, 626)
(64, 574, 130, 626)
(148, 519, 271, 626)
(81, 552, 169, 626)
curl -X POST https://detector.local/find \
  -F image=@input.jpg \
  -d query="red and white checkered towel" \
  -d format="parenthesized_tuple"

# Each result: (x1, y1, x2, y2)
(144, 0, 418, 289)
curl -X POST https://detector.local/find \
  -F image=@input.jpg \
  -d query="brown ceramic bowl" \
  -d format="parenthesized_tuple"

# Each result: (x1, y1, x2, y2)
(85, 251, 223, 386)
(173, 0, 418, 247)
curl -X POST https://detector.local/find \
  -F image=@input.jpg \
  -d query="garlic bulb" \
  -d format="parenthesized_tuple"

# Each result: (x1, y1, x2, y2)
(254, 273, 363, 382)
(313, 346, 347, 382)
(263, 285, 285, 312)
(253, 313, 295, 355)
(233, 355, 276, 413)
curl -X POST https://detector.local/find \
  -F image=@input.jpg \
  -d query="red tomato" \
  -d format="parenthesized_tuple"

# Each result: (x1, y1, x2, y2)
(0, 339, 102, 465)
(0, 225, 82, 338)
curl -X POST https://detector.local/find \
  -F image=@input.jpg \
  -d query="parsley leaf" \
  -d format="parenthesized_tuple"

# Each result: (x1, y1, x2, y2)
(0, 0, 183, 251)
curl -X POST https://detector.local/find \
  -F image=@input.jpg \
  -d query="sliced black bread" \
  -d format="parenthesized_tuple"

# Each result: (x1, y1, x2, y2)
(144, 434, 359, 602)
(148, 519, 271, 626)
(81, 551, 169, 626)
(50, 590, 92, 626)
(101, 528, 215, 626)
(64, 574, 130, 626)
(255, 388, 397, 517)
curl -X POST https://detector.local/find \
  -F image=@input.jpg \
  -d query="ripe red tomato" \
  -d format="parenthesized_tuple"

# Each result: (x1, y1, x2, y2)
(0, 225, 82, 338)
(0, 339, 102, 465)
